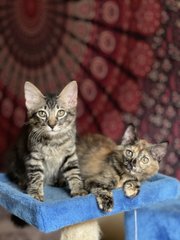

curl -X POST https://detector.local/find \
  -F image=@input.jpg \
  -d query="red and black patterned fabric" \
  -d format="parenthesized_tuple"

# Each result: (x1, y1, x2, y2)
(0, 0, 179, 178)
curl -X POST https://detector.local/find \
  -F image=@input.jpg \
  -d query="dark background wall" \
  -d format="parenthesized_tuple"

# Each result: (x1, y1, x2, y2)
(0, 0, 179, 179)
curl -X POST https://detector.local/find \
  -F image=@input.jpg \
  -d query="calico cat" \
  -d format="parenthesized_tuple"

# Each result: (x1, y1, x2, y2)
(77, 124, 168, 212)
(59, 125, 168, 240)
(7, 81, 86, 201)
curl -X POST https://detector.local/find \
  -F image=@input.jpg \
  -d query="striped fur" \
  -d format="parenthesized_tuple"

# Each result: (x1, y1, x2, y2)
(7, 81, 86, 202)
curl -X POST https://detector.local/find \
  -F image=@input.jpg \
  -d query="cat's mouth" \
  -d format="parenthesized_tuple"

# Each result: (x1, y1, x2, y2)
(47, 129, 60, 135)
(46, 126, 60, 134)
(50, 130, 59, 133)
(123, 157, 134, 172)
(131, 168, 142, 174)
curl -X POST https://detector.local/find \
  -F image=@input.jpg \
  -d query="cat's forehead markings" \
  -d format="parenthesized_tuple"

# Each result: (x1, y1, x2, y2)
(45, 95, 57, 109)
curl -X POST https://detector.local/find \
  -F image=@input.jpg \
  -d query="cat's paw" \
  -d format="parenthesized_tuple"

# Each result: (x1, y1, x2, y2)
(33, 193, 44, 202)
(71, 188, 88, 197)
(123, 181, 140, 198)
(96, 190, 113, 212)
(27, 189, 44, 201)
(78, 188, 89, 196)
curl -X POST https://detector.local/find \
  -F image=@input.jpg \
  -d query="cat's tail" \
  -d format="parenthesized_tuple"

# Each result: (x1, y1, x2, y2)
(59, 220, 101, 240)
(10, 214, 28, 228)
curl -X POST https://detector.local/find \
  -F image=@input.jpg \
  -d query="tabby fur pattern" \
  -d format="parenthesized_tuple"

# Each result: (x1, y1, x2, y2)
(7, 81, 86, 201)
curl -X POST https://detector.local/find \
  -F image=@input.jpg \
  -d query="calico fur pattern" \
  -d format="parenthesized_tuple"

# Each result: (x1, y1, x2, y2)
(60, 125, 168, 240)
(77, 125, 168, 212)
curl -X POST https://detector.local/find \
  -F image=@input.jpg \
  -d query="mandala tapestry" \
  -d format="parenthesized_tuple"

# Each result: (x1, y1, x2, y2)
(0, 0, 179, 178)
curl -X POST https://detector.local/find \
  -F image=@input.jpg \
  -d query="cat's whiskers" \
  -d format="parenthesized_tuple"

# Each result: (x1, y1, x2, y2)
(31, 128, 45, 141)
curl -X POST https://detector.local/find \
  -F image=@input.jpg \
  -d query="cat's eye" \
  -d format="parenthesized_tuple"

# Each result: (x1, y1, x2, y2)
(57, 109, 66, 118)
(141, 156, 149, 164)
(126, 149, 133, 158)
(37, 110, 47, 119)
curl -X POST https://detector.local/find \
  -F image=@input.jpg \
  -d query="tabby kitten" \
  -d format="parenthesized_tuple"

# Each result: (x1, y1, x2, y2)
(7, 81, 86, 201)
(77, 125, 168, 212)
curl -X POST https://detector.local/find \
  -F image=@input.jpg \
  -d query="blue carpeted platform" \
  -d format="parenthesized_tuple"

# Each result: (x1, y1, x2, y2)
(125, 199, 180, 240)
(0, 173, 179, 233)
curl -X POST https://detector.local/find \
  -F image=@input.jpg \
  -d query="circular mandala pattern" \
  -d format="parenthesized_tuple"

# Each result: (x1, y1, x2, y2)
(81, 79, 97, 102)
(134, 0, 161, 35)
(0, 0, 67, 68)
(102, 1, 120, 24)
(0, 0, 179, 179)
(117, 80, 142, 113)
(98, 31, 116, 54)
(90, 56, 109, 80)
(101, 109, 124, 140)
(128, 42, 154, 77)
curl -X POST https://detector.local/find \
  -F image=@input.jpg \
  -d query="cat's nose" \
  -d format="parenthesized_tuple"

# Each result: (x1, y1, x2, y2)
(48, 121, 56, 130)
(126, 163, 132, 170)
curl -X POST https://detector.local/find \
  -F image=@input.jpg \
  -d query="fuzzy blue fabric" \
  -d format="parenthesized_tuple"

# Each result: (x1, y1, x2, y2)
(0, 173, 179, 233)
(125, 198, 180, 240)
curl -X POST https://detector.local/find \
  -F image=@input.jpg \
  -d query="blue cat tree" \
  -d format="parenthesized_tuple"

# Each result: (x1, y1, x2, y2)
(0, 173, 180, 240)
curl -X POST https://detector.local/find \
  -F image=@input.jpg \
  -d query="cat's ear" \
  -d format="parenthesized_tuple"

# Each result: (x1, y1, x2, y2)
(24, 81, 44, 111)
(58, 81, 78, 108)
(121, 124, 138, 146)
(149, 142, 168, 162)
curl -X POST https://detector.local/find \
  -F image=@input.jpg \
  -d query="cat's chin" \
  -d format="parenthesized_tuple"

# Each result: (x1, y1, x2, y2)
(47, 130, 60, 136)
(131, 169, 142, 175)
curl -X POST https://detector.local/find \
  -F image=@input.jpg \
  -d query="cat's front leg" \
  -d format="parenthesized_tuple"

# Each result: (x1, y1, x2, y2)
(92, 188, 113, 212)
(85, 176, 117, 212)
(61, 153, 87, 197)
(123, 179, 140, 198)
(25, 154, 44, 201)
